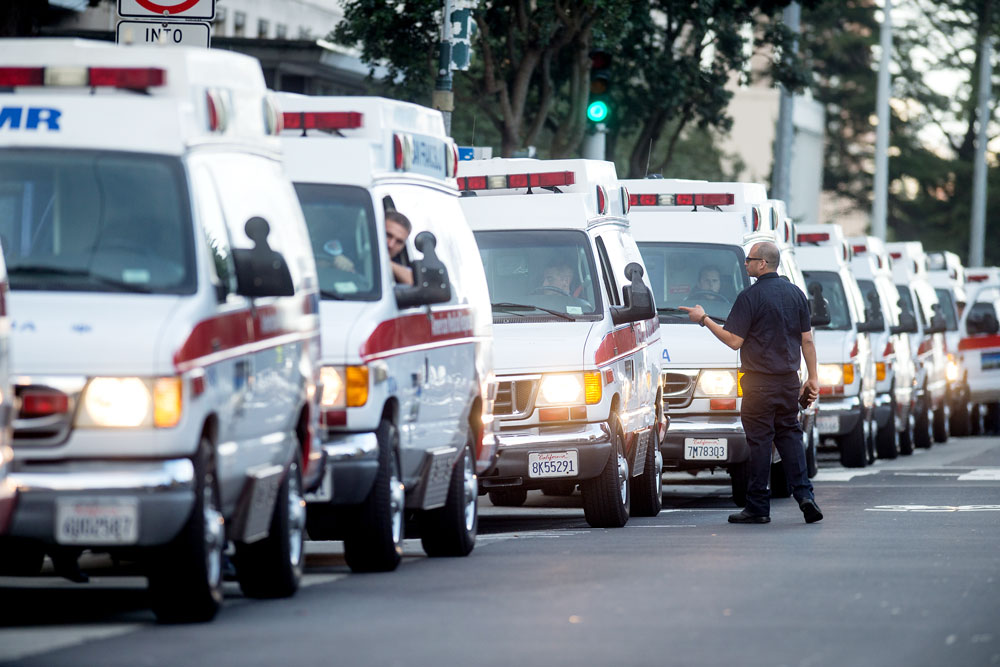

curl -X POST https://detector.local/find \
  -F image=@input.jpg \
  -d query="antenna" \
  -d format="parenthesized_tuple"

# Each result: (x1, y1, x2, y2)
(471, 114, 477, 147)
(643, 138, 653, 178)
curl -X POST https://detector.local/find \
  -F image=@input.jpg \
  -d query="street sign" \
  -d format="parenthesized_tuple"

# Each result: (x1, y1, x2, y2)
(118, 0, 215, 20)
(116, 20, 211, 47)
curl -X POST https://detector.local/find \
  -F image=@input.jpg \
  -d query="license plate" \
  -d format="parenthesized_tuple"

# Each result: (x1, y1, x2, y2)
(55, 498, 139, 545)
(982, 351, 1000, 371)
(817, 415, 840, 434)
(528, 451, 579, 478)
(684, 438, 728, 460)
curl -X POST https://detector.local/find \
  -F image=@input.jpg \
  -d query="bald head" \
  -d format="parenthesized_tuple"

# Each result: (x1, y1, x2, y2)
(752, 241, 780, 272)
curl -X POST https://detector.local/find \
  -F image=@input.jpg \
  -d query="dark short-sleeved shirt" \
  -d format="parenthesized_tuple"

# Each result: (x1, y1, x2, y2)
(724, 272, 811, 374)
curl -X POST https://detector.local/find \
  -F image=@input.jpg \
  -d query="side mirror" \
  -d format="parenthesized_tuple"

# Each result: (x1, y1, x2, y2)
(925, 313, 947, 335)
(808, 282, 831, 328)
(857, 317, 883, 334)
(968, 313, 1000, 336)
(890, 311, 918, 335)
(611, 262, 655, 325)
(232, 217, 295, 298)
(394, 231, 452, 309)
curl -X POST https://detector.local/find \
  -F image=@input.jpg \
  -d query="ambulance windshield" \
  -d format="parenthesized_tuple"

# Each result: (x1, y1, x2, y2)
(474, 230, 602, 320)
(637, 242, 749, 323)
(293, 183, 380, 301)
(802, 271, 852, 330)
(0, 150, 195, 294)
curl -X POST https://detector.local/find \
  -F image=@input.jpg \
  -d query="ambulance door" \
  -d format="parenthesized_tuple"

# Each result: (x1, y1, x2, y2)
(620, 231, 659, 428)
(204, 154, 305, 478)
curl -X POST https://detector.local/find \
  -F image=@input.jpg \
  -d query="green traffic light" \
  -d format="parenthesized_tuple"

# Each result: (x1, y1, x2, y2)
(587, 100, 609, 122)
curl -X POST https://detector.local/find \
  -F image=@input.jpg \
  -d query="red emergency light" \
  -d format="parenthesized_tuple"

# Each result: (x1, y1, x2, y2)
(797, 232, 830, 244)
(852, 244, 867, 254)
(751, 206, 761, 231)
(456, 170, 576, 191)
(890, 252, 902, 259)
(0, 66, 166, 89)
(282, 111, 363, 131)
(596, 185, 607, 215)
(968, 274, 989, 282)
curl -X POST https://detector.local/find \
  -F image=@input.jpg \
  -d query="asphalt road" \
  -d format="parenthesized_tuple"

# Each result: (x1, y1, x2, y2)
(2, 435, 999, 667)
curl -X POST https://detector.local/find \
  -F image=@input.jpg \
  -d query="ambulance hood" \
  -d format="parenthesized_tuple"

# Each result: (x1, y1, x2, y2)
(318, 301, 371, 362)
(813, 328, 857, 364)
(658, 324, 740, 368)
(9, 292, 184, 375)
(492, 321, 596, 373)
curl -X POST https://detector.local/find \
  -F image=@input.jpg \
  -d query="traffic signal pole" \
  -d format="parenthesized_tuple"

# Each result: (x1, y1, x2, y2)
(872, 0, 893, 242)
(969, 34, 993, 267)
(433, 0, 455, 135)
(582, 123, 606, 160)
(772, 2, 799, 205)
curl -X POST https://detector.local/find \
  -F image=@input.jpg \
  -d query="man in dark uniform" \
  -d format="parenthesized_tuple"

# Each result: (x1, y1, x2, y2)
(680, 240, 823, 524)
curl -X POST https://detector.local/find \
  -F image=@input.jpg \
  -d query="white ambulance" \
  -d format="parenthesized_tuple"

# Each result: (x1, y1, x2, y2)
(887, 241, 950, 446)
(795, 225, 877, 467)
(0, 39, 321, 622)
(0, 246, 12, 535)
(926, 251, 972, 435)
(960, 267, 1000, 433)
(848, 236, 918, 456)
(624, 180, 763, 506)
(459, 159, 662, 527)
(278, 95, 494, 569)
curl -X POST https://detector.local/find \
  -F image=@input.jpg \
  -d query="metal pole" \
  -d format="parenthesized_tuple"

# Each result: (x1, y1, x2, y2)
(582, 124, 606, 160)
(772, 2, 800, 204)
(872, 0, 893, 241)
(969, 35, 992, 267)
(433, 0, 455, 135)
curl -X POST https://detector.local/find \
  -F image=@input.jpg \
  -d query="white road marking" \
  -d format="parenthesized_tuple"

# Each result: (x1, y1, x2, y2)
(865, 505, 1000, 512)
(812, 470, 881, 482)
(300, 573, 347, 588)
(957, 468, 1000, 481)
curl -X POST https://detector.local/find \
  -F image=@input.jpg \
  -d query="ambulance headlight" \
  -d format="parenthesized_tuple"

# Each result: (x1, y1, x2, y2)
(817, 364, 844, 387)
(77, 377, 183, 429)
(945, 354, 960, 383)
(696, 370, 737, 397)
(320, 365, 368, 408)
(537, 373, 602, 406)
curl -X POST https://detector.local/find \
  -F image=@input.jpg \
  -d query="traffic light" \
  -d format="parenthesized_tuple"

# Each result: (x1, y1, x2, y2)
(587, 49, 611, 123)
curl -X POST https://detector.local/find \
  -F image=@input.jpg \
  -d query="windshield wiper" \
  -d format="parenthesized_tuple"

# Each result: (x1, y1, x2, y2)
(8, 265, 152, 293)
(492, 301, 574, 321)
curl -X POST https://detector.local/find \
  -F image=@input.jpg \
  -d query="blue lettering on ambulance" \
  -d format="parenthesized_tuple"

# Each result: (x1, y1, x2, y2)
(410, 135, 445, 176)
(0, 107, 61, 130)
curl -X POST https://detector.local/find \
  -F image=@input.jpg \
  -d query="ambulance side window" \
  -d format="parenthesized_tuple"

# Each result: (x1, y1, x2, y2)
(190, 163, 237, 301)
(595, 237, 620, 306)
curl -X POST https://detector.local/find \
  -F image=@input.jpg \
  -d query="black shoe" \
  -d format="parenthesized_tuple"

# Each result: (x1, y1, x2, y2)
(728, 510, 770, 524)
(800, 499, 823, 524)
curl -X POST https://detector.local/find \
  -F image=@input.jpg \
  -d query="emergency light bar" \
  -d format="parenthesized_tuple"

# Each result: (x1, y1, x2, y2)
(0, 66, 165, 89)
(457, 171, 576, 191)
(282, 111, 363, 132)
(627, 193, 735, 207)
(890, 252, 902, 259)
(798, 232, 830, 244)
(853, 244, 867, 254)
(968, 274, 990, 282)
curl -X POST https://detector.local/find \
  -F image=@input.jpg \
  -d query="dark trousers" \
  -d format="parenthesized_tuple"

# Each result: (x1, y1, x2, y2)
(740, 372, 814, 516)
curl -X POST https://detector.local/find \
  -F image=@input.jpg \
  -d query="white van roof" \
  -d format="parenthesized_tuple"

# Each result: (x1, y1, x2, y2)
(795, 243, 851, 272)
(276, 94, 458, 188)
(0, 38, 280, 155)
(620, 178, 773, 233)
(630, 210, 749, 244)
(847, 235, 892, 277)
(458, 158, 628, 220)
(885, 241, 929, 280)
(965, 266, 1000, 287)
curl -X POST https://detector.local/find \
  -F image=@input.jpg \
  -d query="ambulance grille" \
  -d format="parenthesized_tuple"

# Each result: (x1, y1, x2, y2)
(662, 371, 697, 409)
(494, 380, 537, 418)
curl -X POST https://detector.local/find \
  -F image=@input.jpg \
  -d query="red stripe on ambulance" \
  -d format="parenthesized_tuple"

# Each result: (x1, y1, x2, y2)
(360, 307, 476, 360)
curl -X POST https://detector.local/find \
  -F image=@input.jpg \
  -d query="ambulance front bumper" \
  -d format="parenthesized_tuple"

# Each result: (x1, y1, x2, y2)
(307, 432, 379, 505)
(479, 422, 611, 490)
(5, 458, 195, 546)
(815, 396, 862, 436)
(661, 415, 748, 470)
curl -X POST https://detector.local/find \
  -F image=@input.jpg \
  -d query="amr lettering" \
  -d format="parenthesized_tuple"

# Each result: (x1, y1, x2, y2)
(0, 107, 61, 130)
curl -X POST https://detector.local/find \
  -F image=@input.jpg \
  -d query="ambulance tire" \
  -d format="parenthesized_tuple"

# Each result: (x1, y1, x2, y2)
(235, 453, 305, 599)
(541, 481, 577, 496)
(899, 408, 916, 456)
(986, 402, 1000, 434)
(0, 539, 45, 576)
(419, 440, 477, 558)
(913, 396, 934, 449)
(838, 414, 868, 468)
(806, 422, 819, 478)
(970, 403, 985, 436)
(630, 431, 663, 517)
(148, 438, 224, 624)
(932, 401, 950, 443)
(770, 461, 791, 498)
(950, 397, 972, 437)
(729, 461, 748, 507)
(344, 419, 404, 573)
(875, 396, 900, 459)
(487, 488, 528, 507)
(581, 415, 630, 528)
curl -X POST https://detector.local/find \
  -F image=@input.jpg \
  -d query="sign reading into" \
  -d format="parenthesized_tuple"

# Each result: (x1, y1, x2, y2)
(118, 0, 215, 20)
(116, 20, 211, 47)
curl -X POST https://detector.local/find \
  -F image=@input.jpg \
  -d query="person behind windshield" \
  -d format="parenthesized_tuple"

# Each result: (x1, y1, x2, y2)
(686, 264, 729, 305)
(331, 210, 413, 285)
(539, 260, 575, 298)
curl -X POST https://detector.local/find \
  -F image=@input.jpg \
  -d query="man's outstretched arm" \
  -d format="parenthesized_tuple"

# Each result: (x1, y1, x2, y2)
(679, 305, 744, 350)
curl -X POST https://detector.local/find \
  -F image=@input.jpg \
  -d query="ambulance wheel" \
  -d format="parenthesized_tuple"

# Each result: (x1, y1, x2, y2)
(875, 397, 900, 459)
(148, 438, 224, 623)
(913, 396, 934, 449)
(630, 431, 663, 517)
(986, 402, 1000, 434)
(729, 461, 748, 507)
(581, 414, 630, 528)
(899, 408, 916, 456)
(541, 481, 577, 496)
(950, 397, 972, 437)
(770, 461, 791, 498)
(0, 539, 45, 576)
(932, 401, 950, 443)
(487, 488, 527, 507)
(838, 414, 868, 468)
(344, 419, 404, 573)
(806, 421, 819, 478)
(970, 403, 985, 436)
(235, 453, 305, 599)
(419, 439, 477, 558)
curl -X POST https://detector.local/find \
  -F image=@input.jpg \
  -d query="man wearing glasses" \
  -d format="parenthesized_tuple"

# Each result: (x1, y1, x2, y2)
(680, 241, 822, 525)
